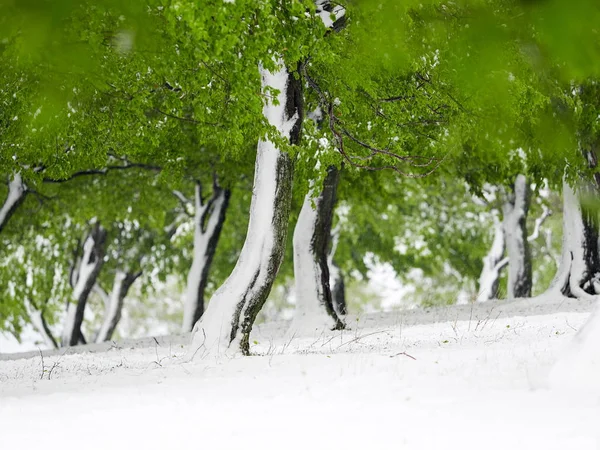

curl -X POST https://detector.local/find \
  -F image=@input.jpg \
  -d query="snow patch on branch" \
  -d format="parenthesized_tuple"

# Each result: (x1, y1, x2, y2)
(315, 0, 345, 28)
(0, 173, 26, 231)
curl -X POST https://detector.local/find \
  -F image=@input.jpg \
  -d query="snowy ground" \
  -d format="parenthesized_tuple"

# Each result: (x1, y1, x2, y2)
(1, 297, 599, 449)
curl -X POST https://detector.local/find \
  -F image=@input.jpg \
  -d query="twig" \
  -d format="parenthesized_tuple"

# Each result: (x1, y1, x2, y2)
(390, 351, 416, 360)
(335, 330, 390, 350)
(38, 348, 45, 380)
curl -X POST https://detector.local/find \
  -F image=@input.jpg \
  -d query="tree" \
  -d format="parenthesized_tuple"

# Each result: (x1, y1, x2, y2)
(61, 222, 107, 346)
(290, 165, 344, 335)
(181, 179, 231, 332)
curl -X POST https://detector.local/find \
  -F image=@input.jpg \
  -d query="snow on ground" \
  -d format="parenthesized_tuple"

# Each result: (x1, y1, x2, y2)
(1, 297, 599, 449)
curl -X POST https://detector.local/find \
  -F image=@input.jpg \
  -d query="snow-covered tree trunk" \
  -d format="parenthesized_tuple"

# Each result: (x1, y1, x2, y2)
(61, 223, 107, 347)
(188, 61, 301, 357)
(477, 210, 507, 302)
(547, 179, 600, 391)
(0, 173, 26, 234)
(181, 182, 231, 332)
(95, 270, 141, 343)
(329, 260, 346, 316)
(543, 179, 600, 300)
(547, 149, 600, 389)
(502, 175, 532, 299)
(290, 165, 344, 334)
(329, 223, 347, 316)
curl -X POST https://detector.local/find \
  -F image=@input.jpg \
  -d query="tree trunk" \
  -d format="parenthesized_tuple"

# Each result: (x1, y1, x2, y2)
(329, 260, 347, 316)
(477, 209, 507, 302)
(0, 173, 26, 234)
(61, 223, 107, 347)
(290, 166, 344, 334)
(188, 60, 301, 357)
(95, 270, 141, 342)
(503, 174, 532, 299)
(182, 181, 231, 332)
(543, 179, 600, 300)
(328, 219, 347, 316)
(547, 181, 600, 389)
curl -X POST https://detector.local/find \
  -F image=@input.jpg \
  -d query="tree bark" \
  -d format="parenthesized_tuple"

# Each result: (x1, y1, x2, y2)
(61, 223, 107, 347)
(181, 181, 231, 332)
(477, 209, 507, 302)
(503, 174, 532, 299)
(543, 179, 600, 300)
(188, 60, 301, 357)
(0, 173, 27, 234)
(328, 217, 347, 316)
(329, 260, 346, 316)
(95, 270, 141, 342)
(290, 166, 345, 334)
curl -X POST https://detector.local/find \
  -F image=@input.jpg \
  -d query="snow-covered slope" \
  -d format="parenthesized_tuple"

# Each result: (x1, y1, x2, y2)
(1, 297, 598, 449)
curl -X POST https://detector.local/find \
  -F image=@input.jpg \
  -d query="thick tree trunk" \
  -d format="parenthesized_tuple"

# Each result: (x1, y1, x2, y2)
(188, 60, 301, 357)
(95, 270, 141, 342)
(181, 182, 231, 332)
(0, 174, 26, 234)
(61, 223, 107, 347)
(477, 210, 507, 302)
(543, 180, 600, 300)
(503, 175, 532, 299)
(547, 181, 600, 389)
(290, 166, 344, 334)
(547, 138, 600, 389)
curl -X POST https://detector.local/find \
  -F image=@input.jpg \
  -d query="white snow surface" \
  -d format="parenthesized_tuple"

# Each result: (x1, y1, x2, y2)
(2, 297, 599, 450)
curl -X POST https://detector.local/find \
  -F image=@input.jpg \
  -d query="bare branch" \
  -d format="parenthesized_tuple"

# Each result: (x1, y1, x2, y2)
(527, 205, 552, 243)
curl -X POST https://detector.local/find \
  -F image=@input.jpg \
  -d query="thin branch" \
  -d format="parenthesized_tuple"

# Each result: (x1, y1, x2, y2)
(172, 190, 192, 206)
(42, 162, 161, 184)
(302, 65, 447, 178)
(527, 205, 552, 243)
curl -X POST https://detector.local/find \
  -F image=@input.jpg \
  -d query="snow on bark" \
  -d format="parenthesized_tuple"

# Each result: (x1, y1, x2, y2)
(95, 270, 141, 343)
(502, 175, 532, 299)
(546, 148, 600, 391)
(328, 225, 347, 317)
(0, 173, 26, 234)
(290, 166, 344, 336)
(188, 60, 301, 357)
(329, 262, 346, 316)
(181, 181, 231, 332)
(477, 209, 507, 302)
(61, 223, 107, 347)
(542, 180, 600, 301)
(315, 0, 346, 30)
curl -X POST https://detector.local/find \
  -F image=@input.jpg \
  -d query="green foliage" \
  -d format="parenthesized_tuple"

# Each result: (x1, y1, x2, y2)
(2, 0, 600, 341)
